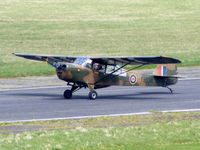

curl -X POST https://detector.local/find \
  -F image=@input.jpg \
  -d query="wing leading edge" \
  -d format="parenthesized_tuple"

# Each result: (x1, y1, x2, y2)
(13, 53, 181, 65)
(13, 53, 77, 63)
(90, 56, 181, 65)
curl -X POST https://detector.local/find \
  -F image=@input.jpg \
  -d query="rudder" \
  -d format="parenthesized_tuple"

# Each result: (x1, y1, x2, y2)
(153, 64, 177, 77)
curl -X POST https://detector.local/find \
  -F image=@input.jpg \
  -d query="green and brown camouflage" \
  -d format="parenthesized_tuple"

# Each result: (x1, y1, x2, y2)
(56, 63, 178, 89)
(13, 53, 181, 99)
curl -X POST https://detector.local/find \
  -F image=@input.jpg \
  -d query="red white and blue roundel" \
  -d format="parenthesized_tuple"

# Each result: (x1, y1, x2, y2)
(129, 74, 137, 85)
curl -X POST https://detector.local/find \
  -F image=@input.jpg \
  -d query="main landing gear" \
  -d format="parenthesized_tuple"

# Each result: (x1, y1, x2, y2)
(63, 84, 98, 100)
(63, 90, 72, 99)
(88, 91, 98, 100)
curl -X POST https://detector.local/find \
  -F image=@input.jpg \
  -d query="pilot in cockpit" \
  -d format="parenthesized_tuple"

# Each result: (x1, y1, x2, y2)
(93, 63, 104, 72)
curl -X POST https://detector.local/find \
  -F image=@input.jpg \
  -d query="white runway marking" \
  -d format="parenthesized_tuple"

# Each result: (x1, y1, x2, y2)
(0, 85, 66, 92)
(179, 78, 200, 81)
(1, 108, 200, 123)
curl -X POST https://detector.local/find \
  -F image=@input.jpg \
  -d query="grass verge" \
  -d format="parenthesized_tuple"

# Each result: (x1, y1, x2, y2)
(0, 0, 200, 77)
(0, 111, 200, 149)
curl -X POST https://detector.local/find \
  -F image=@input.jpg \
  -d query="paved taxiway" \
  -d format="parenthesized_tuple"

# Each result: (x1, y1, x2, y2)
(0, 79, 200, 122)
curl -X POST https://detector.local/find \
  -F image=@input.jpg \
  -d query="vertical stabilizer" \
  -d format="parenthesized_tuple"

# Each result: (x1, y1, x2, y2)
(153, 64, 177, 77)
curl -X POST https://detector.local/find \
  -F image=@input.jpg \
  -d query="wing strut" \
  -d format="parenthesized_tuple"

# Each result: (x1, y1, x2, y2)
(94, 63, 148, 85)
(94, 62, 130, 85)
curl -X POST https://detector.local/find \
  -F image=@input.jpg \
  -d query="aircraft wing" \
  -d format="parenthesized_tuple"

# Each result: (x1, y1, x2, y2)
(13, 53, 77, 63)
(90, 56, 181, 65)
(13, 53, 181, 65)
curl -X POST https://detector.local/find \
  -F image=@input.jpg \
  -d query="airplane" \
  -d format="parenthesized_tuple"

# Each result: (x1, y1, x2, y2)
(13, 53, 181, 100)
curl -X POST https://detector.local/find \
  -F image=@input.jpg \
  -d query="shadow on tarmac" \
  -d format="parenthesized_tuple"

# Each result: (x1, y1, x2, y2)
(7, 91, 179, 101)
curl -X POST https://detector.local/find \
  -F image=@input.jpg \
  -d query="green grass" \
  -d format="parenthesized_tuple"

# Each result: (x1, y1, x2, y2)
(1, 112, 200, 149)
(0, 0, 200, 77)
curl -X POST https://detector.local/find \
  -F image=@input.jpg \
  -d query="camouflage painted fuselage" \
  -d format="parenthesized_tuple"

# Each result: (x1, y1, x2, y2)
(56, 63, 177, 89)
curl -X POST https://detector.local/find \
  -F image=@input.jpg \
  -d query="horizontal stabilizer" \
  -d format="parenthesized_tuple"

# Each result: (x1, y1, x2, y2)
(154, 75, 183, 78)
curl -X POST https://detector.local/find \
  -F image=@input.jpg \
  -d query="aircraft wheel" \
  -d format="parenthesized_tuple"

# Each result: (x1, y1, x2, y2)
(89, 91, 98, 100)
(63, 90, 72, 99)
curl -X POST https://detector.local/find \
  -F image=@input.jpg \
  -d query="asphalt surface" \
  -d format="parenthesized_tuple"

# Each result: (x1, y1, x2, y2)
(0, 79, 200, 122)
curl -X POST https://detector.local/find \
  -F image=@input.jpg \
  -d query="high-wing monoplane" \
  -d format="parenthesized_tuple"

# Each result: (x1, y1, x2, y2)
(14, 53, 181, 100)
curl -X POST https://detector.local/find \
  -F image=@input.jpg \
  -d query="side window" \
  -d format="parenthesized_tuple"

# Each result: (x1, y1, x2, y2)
(93, 63, 105, 73)
(106, 65, 115, 74)
(106, 65, 127, 76)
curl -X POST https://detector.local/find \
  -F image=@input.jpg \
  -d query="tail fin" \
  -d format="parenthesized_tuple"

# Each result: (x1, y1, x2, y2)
(153, 64, 178, 77)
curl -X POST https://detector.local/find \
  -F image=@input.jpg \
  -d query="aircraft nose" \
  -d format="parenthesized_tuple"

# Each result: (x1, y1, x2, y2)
(57, 64, 67, 71)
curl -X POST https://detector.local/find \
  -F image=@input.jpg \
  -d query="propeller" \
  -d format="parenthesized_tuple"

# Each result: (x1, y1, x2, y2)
(47, 61, 67, 71)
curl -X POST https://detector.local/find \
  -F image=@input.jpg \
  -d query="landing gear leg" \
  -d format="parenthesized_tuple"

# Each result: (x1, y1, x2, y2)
(63, 85, 81, 99)
(163, 79, 174, 94)
(166, 86, 173, 94)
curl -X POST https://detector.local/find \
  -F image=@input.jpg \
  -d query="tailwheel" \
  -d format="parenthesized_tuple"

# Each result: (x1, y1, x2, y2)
(89, 91, 98, 100)
(63, 90, 72, 99)
(166, 87, 174, 94)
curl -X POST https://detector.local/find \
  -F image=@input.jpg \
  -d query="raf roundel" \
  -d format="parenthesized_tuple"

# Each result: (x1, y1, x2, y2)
(130, 74, 137, 85)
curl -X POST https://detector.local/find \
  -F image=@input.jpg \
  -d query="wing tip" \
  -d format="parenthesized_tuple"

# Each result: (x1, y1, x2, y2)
(159, 56, 181, 64)
(167, 57, 181, 64)
(12, 53, 23, 57)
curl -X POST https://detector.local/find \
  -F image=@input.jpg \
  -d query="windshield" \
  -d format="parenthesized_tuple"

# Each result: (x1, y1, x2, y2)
(74, 57, 92, 68)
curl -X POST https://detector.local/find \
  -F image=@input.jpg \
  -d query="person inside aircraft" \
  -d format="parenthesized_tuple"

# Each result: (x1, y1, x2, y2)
(93, 63, 105, 72)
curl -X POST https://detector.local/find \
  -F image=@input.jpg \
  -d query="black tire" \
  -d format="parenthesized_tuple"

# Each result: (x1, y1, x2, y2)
(63, 90, 72, 99)
(89, 91, 98, 100)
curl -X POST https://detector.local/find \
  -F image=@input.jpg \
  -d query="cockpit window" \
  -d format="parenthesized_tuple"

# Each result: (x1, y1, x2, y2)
(83, 59, 92, 68)
(93, 63, 106, 72)
(106, 65, 127, 76)
(106, 65, 115, 74)
(74, 57, 92, 68)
